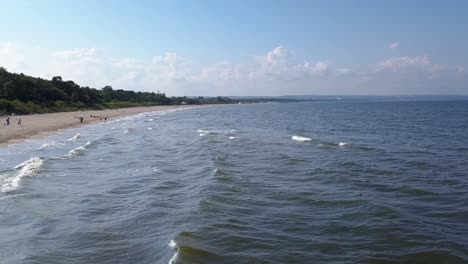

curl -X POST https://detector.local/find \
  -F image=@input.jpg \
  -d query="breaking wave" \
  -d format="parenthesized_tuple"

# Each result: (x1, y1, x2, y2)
(67, 133, 81, 142)
(292, 135, 312, 142)
(64, 141, 91, 158)
(1, 157, 44, 193)
(168, 240, 179, 264)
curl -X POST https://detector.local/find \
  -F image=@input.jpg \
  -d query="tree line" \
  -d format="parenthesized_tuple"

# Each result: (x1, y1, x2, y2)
(0, 67, 233, 115)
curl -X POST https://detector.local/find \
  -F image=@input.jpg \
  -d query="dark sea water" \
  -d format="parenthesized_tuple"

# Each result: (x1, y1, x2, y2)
(1, 101, 468, 264)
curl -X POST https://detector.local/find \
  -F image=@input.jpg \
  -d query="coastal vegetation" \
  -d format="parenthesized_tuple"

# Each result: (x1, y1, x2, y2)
(0, 67, 232, 115)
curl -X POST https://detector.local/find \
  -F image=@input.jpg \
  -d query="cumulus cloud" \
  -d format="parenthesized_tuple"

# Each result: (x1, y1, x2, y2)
(375, 55, 445, 80)
(0, 42, 27, 72)
(389, 42, 400, 50)
(0, 42, 466, 95)
(151, 52, 191, 82)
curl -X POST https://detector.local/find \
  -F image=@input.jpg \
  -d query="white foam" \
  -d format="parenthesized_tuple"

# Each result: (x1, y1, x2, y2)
(67, 133, 81, 142)
(38, 142, 58, 150)
(124, 129, 129, 134)
(338, 142, 348, 147)
(168, 252, 178, 264)
(1, 157, 44, 192)
(197, 129, 211, 134)
(67, 141, 91, 157)
(168, 240, 177, 249)
(148, 127, 153, 130)
(168, 240, 179, 264)
(292, 135, 311, 142)
(228, 136, 237, 140)
(199, 133, 207, 137)
(148, 118, 154, 121)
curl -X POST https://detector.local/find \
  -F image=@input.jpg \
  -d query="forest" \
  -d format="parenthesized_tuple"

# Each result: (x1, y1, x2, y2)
(0, 67, 233, 115)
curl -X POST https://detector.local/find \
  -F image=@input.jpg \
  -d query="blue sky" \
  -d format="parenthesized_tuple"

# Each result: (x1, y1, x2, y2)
(1, 0, 467, 95)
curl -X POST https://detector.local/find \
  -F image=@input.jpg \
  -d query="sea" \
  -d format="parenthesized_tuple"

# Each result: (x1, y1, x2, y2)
(0, 101, 467, 264)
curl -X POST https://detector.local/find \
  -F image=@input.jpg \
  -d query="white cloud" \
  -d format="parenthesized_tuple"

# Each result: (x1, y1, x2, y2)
(335, 68, 352, 75)
(0, 42, 27, 72)
(389, 42, 400, 50)
(151, 52, 192, 82)
(304, 61, 329, 75)
(1, 42, 466, 96)
(376, 55, 443, 76)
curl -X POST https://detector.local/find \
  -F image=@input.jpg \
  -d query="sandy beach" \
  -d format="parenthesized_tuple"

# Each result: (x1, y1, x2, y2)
(0, 105, 200, 147)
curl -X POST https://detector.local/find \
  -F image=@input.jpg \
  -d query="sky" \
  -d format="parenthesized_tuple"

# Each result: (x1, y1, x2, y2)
(0, 0, 467, 96)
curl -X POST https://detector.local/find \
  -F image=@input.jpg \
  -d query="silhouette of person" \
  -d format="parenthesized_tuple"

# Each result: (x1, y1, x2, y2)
(79, 117, 83, 123)
(5, 116, 10, 125)
(18, 118, 22, 125)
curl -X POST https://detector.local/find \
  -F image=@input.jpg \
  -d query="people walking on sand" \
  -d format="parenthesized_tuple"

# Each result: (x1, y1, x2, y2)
(5, 116, 10, 125)
(17, 118, 22, 125)
(79, 117, 84, 123)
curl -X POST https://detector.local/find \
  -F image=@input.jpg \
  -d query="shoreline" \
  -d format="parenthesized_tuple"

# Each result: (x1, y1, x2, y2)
(0, 105, 206, 147)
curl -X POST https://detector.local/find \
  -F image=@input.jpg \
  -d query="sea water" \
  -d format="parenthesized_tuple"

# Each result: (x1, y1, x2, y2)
(1, 101, 467, 263)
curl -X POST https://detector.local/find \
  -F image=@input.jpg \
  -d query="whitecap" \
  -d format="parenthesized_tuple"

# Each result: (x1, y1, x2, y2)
(38, 142, 58, 150)
(66, 141, 91, 157)
(148, 127, 153, 130)
(292, 135, 311, 142)
(124, 129, 129, 134)
(338, 142, 348, 147)
(1, 157, 44, 192)
(168, 240, 179, 264)
(197, 129, 211, 134)
(199, 133, 207, 137)
(67, 133, 81, 142)
(168, 240, 177, 249)
(228, 136, 237, 140)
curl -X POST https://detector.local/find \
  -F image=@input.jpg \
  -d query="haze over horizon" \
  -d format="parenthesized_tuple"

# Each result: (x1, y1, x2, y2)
(1, 0, 467, 96)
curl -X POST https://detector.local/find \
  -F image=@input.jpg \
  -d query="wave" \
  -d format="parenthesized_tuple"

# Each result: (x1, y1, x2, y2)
(338, 142, 348, 147)
(228, 136, 237, 140)
(292, 135, 312, 142)
(167, 238, 224, 264)
(1, 157, 44, 193)
(197, 129, 213, 134)
(67, 133, 81, 142)
(38, 141, 59, 150)
(168, 240, 179, 264)
(198, 129, 214, 137)
(64, 141, 91, 158)
(148, 127, 153, 130)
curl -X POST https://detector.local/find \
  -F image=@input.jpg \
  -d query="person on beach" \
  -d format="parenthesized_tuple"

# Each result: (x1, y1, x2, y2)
(5, 116, 10, 125)
(17, 118, 22, 125)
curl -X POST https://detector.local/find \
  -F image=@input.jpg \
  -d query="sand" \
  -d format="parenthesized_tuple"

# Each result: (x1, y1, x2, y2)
(0, 105, 201, 147)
